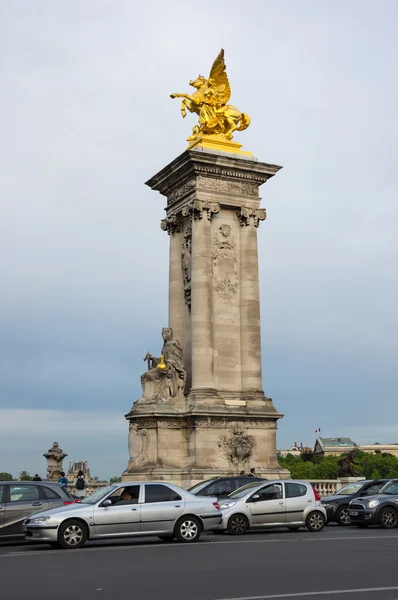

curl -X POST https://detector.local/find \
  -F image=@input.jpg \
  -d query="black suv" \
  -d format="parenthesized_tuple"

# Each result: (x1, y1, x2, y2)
(321, 479, 390, 526)
(349, 479, 398, 528)
(188, 476, 265, 500)
(0, 480, 76, 539)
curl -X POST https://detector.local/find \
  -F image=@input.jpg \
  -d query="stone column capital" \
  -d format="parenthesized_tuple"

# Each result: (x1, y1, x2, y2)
(160, 214, 181, 235)
(238, 207, 266, 228)
(181, 200, 220, 221)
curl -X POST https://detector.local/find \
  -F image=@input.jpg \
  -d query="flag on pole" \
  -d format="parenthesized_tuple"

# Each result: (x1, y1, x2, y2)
(315, 428, 321, 433)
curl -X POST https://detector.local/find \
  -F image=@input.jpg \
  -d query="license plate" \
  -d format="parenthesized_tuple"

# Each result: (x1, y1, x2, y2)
(349, 511, 358, 516)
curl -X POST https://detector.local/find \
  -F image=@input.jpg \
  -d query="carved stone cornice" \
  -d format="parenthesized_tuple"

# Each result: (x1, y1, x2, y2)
(145, 150, 282, 201)
(238, 207, 266, 228)
(181, 200, 220, 221)
(160, 213, 181, 235)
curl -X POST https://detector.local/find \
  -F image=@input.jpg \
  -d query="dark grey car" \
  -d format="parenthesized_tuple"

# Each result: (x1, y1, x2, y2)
(0, 480, 75, 539)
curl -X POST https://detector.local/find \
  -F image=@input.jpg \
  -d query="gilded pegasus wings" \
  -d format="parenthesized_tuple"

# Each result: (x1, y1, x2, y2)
(208, 49, 231, 105)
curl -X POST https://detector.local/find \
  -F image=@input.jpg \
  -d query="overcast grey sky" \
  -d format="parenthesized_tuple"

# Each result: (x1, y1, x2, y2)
(1, 0, 397, 479)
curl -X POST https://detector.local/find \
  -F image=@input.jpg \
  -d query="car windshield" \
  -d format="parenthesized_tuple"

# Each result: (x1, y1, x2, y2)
(336, 483, 365, 495)
(81, 485, 116, 505)
(188, 479, 218, 494)
(229, 482, 263, 499)
(378, 481, 398, 495)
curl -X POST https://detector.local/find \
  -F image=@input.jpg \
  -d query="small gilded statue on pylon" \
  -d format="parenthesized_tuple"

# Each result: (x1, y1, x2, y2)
(170, 49, 250, 145)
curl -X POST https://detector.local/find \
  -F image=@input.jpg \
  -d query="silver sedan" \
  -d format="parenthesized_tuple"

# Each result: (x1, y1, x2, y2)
(23, 481, 222, 549)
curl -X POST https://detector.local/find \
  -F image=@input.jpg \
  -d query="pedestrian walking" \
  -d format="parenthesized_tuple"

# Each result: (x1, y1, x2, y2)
(73, 470, 87, 499)
(32, 474, 42, 481)
(248, 468, 256, 477)
(239, 470, 245, 475)
(58, 471, 67, 486)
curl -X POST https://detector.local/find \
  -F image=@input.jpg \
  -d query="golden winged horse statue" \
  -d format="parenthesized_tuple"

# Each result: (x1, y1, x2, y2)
(170, 49, 250, 144)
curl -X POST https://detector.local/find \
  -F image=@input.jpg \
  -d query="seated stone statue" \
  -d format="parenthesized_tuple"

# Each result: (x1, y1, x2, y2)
(140, 327, 186, 402)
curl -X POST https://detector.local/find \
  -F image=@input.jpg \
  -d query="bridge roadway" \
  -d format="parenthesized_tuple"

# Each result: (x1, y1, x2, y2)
(1, 526, 398, 600)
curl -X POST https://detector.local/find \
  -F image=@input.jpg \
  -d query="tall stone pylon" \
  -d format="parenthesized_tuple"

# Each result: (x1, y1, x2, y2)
(123, 148, 289, 485)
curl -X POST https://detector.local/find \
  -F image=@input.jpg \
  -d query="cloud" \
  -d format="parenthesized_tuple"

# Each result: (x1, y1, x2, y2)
(0, 0, 397, 473)
(0, 409, 127, 480)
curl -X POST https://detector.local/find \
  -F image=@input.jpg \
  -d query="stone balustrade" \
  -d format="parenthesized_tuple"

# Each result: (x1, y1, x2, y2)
(307, 477, 364, 496)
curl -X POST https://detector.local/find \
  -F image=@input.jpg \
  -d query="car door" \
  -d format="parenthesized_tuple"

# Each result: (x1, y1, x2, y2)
(93, 485, 141, 537)
(140, 484, 184, 534)
(4, 484, 51, 536)
(248, 483, 286, 526)
(284, 482, 310, 522)
(0, 485, 5, 536)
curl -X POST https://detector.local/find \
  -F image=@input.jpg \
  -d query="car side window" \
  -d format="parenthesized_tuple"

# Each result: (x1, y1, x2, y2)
(253, 484, 283, 501)
(9, 485, 40, 502)
(0, 485, 4, 503)
(107, 486, 141, 505)
(42, 487, 62, 500)
(200, 482, 217, 497)
(363, 483, 385, 496)
(144, 484, 182, 503)
(285, 483, 307, 498)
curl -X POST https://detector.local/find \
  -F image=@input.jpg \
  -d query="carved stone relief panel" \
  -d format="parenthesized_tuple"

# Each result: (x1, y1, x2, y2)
(219, 427, 255, 466)
(167, 180, 196, 205)
(196, 175, 259, 197)
(212, 223, 239, 305)
(181, 226, 192, 308)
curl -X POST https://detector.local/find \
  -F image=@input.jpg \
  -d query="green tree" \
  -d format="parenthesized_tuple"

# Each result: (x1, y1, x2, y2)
(110, 476, 122, 484)
(0, 472, 13, 481)
(20, 475, 33, 481)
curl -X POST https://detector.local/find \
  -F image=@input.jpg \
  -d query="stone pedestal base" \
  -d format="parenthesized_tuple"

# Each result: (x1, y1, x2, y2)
(122, 404, 289, 487)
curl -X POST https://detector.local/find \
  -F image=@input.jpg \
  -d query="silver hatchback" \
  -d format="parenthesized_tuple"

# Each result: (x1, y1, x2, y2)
(219, 480, 326, 534)
(23, 481, 222, 548)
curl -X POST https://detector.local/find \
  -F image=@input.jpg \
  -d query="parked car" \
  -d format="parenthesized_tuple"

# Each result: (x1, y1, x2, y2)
(348, 479, 398, 528)
(0, 480, 77, 539)
(218, 480, 326, 534)
(188, 476, 265, 500)
(321, 479, 390, 526)
(23, 481, 222, 549)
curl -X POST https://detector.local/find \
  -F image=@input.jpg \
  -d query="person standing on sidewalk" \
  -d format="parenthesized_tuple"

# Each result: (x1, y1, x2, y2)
(73, 470, 87, 499)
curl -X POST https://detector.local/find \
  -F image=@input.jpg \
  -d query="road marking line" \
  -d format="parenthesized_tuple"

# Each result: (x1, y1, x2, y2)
(214, 585, 398, 599)
(2, 533, 398, 557)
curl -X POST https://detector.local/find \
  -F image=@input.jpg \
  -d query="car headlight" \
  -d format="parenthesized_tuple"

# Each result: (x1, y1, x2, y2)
(368, 500, 379, 508)
(220, 501, 237, 509)
(29, 516, 51, 524)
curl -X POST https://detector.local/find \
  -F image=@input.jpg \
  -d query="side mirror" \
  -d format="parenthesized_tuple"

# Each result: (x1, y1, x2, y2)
(251, 494, 260, 502)
(101, 499, 112, 507)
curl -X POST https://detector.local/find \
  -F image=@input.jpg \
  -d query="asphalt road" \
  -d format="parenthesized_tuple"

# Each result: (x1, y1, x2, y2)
(1, 527, 398, 600)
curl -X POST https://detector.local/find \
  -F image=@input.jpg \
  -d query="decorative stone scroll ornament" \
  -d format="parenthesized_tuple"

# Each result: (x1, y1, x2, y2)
(160, 213, 181, 235)
(140, 327, 186, 403)
(219, 427, 255, 466)
(182, 200, 220, 220)
(181, 227, 192, 308)
(128, 423, 148, 460)
(238, 207, 266, 228)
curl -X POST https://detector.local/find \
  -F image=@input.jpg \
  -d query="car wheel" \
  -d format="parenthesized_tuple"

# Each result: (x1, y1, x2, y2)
(336, 506, 351, 526)
(174, 516, 202, 543)
(58, 520, 87, 549)
(306, 511, 326, 532)
(379, 507, 398, 529)
(158, 535, 174, 542)
(227, 514, 249, 535)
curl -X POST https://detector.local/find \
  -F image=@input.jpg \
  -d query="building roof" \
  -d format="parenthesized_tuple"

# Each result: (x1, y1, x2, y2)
(317, 437, 356, 449)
